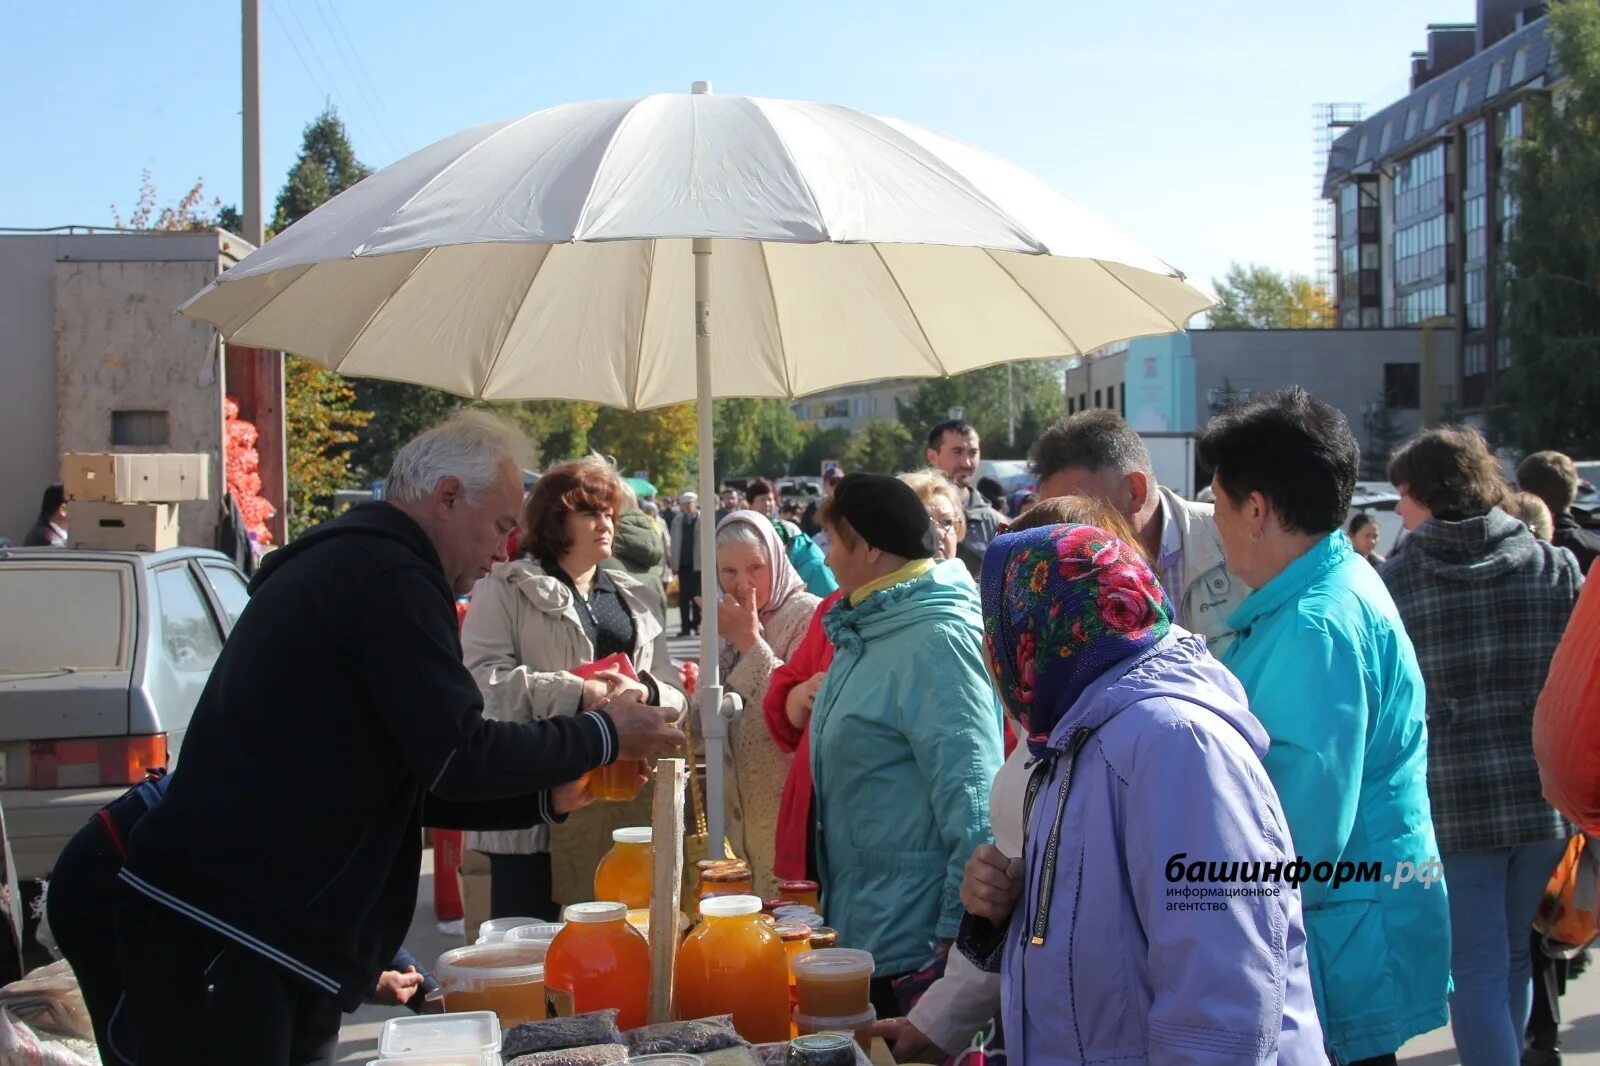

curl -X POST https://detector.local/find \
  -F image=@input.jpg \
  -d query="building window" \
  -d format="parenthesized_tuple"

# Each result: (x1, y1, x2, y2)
(1393, 143, 1446, 222)
(1498, 336, 1514, 370)
(1466, 266, 1487, 329)
(1380, 120, 1394, 155)
(1455, 77, 1471, 114)
(1394, 214, 1448, 286)
(1465, 195, 1488, 260)
(1080, 393, 1087, 411)
(1464, 341, 1488, 376)
(1357, 133, 1370, 161)
(1424, 94, 1440, 130)
(1361, 307, 1381, 328)
(1465, 119, 1487, 192)
(1397, 283, 1448, 325)
(1094, 388, 1103, 409)
(1068, 396, 1076, 415)
(1385, 363, 1422, 409)
(1512, 45, 1529, 85)
(111, 410, 170, 447)
(1488, 59, 1505, 97)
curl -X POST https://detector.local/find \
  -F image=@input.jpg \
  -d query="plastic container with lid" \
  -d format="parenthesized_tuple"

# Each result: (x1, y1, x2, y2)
(433, 942, 549, 1026)
(477, 916, 540, 944)
(791, 948, 874, 1019)
(504, 922, 565, 945)
(625, 1058, 706, 1065)
(762, 898, 800, 913)
(594, 827, 654, 909)
(545, 902, 652, 1031)
(366, 1057, 500, 1066)
(673, 894, 791, 1043)
(777, 880, 821, 911)
(783, 1032, 858, 1065)
(794, 1006, 877, 1054)
(378, 1011, 501, 1060)
(772, 906, 823, 927)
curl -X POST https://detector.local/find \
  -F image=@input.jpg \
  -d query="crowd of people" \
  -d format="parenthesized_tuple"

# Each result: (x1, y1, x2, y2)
(35, 390, 1600, 1066)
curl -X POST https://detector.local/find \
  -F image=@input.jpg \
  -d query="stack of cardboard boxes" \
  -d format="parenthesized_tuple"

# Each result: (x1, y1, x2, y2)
(63, 452, 211, 551)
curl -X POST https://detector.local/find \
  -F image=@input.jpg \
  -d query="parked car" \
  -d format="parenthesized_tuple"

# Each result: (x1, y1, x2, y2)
(0, 547, 249, 882)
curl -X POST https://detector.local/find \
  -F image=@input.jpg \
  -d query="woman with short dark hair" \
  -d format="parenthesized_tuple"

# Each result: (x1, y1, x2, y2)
(460, 456, 687, 919)
(23, 483, 67, 547)
(1384, 427, 1582, 1066)
(1199, 386, 1450, 1066)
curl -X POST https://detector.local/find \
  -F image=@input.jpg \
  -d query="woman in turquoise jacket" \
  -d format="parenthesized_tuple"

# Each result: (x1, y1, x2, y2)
(1200, 388, 1450, 1065)
(808, 474, 1004, 1020)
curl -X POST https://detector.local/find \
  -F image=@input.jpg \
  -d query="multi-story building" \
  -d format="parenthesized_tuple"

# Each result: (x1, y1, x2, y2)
(790, 378, 920, 432)
(1322, 0, 1556, 418)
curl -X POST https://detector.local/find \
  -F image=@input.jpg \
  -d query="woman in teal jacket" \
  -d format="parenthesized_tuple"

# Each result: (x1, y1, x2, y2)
(1201, 388, 1450, 1065)
(808, 474, 1004, 1020)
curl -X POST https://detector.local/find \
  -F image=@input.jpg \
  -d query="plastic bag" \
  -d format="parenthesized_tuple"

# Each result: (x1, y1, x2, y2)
(1534, 836, 1600, 958)
(0, 962, 98, 1066)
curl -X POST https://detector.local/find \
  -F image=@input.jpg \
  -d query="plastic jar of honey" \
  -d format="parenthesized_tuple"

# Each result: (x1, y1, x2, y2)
(544, 902, 652, 1031)
(433, 941, 550, 1026)
(791, 948, 874, 1019)
(777, 880, 821, 911)
(594, 827, 654, 908)
(673, 895, 791, 1044)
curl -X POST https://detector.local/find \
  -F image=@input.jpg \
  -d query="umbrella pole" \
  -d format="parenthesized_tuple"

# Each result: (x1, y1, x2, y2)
(693, 234, 727, 861)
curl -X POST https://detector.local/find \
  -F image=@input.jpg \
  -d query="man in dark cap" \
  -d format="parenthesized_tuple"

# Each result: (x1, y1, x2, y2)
(808, 473, 1004, 1025)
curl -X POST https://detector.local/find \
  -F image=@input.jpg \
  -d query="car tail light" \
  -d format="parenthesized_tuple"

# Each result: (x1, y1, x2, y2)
(29, 735, 167, 789)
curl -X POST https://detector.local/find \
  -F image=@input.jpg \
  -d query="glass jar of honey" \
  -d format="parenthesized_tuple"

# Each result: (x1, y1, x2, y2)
(775, 921, 813, 990)
(673, 895, 791, 1044)
(699, 860, 753, 898)
(594, 827, 653, 908)
(778, 880, 821, 911)
(808, 927, 839, 949)
(433, 941, 549, 1026)
(544, 902, 652, 1031)
(592, 757, 648, 802)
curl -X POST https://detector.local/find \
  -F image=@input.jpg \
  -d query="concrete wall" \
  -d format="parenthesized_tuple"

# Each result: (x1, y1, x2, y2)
(1190, 328, 1458, 463)
(54, 259, 225, 546)
(791, 378, 921, 432)
(0, 232, 250, 546)
(1063, 350, 1129, 417)
(0, 238, 61, 543)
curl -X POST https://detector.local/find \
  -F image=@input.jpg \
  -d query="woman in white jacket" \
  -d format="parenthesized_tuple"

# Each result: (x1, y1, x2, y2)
(461, 457, 687, 920)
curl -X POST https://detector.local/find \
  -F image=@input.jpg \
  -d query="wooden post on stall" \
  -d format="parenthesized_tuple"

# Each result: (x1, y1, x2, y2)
(648, 758, 687, 1024)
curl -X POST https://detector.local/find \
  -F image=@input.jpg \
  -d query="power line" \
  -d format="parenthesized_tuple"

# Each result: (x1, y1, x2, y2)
(268, 2, 334, 109)
(281, 0, 357, 130)
(317, 0, 409, 159)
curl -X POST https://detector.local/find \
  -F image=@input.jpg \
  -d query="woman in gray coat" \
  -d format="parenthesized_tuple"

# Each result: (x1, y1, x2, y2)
(461, 457, 687, 919)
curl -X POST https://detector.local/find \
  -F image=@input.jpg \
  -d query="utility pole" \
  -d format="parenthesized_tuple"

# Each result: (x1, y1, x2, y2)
(1006, 364, 1016, 447)
(242, 0, 263, 246)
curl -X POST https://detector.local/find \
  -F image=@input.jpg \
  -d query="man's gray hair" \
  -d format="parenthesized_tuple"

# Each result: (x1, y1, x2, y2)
(1029, 409, 1153, 481)
(385, 408, 533, 506)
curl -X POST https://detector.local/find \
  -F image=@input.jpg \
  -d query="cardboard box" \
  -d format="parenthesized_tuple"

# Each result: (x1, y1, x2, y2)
(459, 849, 492, 946)
(63, 453, 211, 504)
(69, 502, 180, 552)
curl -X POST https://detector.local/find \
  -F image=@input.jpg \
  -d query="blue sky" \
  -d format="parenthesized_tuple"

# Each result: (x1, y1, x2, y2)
(2, 0, 1471, 290)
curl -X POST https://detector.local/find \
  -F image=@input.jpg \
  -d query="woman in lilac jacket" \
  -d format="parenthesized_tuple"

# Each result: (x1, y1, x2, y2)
(961, 523, 1326, 1065)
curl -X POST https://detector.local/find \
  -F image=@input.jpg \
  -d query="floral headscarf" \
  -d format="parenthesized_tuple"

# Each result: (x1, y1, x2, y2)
(980, 524, 1173, 757)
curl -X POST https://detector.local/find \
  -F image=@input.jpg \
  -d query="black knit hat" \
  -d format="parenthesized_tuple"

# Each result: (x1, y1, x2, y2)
(829, 473, 942, 559)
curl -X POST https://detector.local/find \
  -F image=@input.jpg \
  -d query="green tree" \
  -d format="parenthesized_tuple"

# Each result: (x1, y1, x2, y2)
(843, 419, 918, 473)
(1208, 263, 1335, 329)
(897, 362, 1066, 460)
(1360, 394, 1405, 481)
(590, 404, 700, 490)
(273, 108, 375, 533)
(1495, 0, 1600, 453)
(347, 382, 463, 483)
(497, 400, 602, 468)
(714, 399, 810, 480)
(792, 426, 852, 478)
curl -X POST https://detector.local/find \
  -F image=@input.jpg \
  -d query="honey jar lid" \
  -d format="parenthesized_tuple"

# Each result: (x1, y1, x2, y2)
(699, 894, 763, 918)
(563, 901, 630, 924)
(808, 926, 840, 947)
(612, 827, 653, 844)
(776, 921, 814, 942)
(702, 865, 753, 883)
(779, 879, 821, 893)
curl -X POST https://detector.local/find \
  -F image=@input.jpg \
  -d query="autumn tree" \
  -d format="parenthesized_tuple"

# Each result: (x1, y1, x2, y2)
(496, 400, 603, 469)
(590, 404, 700, 490)
(713, 398, 811, 480)
(112, 171, 228, 232)
(1208, 263, 1335, 329)
(1494, 0, 1600, 453)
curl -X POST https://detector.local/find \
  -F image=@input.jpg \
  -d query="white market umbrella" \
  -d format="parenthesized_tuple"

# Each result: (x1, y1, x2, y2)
(181, 83, 1217, 856)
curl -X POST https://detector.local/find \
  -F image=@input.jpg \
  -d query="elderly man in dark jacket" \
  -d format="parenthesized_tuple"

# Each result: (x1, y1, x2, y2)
(112, 411, 683, 1066)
